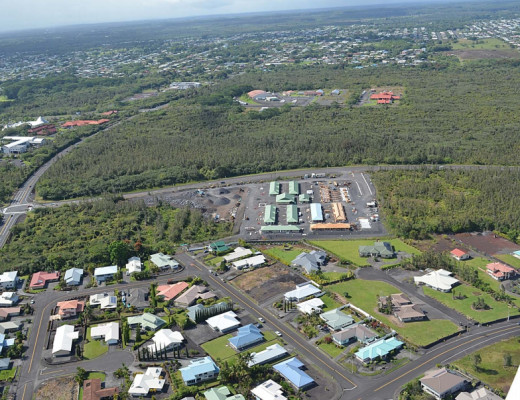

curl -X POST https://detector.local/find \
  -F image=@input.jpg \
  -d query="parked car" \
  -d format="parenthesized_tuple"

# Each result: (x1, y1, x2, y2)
(258, 317, 265, 323)
(275, 331, 282, 337)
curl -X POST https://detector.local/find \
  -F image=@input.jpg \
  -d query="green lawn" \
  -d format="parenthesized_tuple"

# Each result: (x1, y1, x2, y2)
(83, 327, 108, 360)
(0, 367, 16, 381)
(318, 341, 345, 358)
(452, 38, 510, 50)
(423, 284, 520, 323)
(320, 294, 341, 312)
(495, 254, 520, 269)
(207, 256, 225, 266)
(328, 280, 460, 346)
(263, 246, 306, 265)
(201, 334, 235, 360)
(309, 239, 420, 266)
(464, 257, 503, 292)
(79, 372, 106, 399)
(453, 337, 520, 393)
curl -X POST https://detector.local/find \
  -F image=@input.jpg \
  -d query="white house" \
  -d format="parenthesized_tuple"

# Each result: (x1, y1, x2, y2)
(147, 329, 183, 354)
(206, 311, 241, 333)
(90, 293, 117, 309)
(414, 269, 459, 292)
(232, 255, 266, 270)
(94, 265, 118, 283)
(284, 283, 322, 302)
(90, 322, 119, 345)
(0, 292, 19, 307)
(150, 253, 180, 270)
(251, 380, 288, 400)
(296, 298, 324, 314)
(248, 344, 288, 367)
(224, 247, 253, 262)
(52, 325, 79, 356)
(64, 268, 83, 286)
(126, 257, 142, 275)
(128, 367, 165, 397)
(0, 272, 18, 290)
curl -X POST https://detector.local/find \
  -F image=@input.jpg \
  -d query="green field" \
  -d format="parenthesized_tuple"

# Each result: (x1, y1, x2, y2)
(452, 38, 510, 50)
(83, 327, 108, 360)
(423, 284, 520, 323)
(453, 337, 520, 393)
(464, 257, 503, 293)
(79, 372, 106, 399)
(328, 280, 459, 346)
(262, 246, 307, 265)
(0, 367, 16, 381)
(318, 341, 345, 358)
(495, 254, 520, 269)
(320, 294, 342, 311)
(310, 239, 421, 266)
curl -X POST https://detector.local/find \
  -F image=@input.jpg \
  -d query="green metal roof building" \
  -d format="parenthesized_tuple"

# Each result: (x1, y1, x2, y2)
(210, 241, 230, 253)
(287, 205, 299, 224)
(269, 181, 280, 196)
(264, 205, 277, 224)
(260, 225, 301, 232)
(276, 193, 295, 204)
(299, 193, 311, 203)
(288, 181, 299, 195)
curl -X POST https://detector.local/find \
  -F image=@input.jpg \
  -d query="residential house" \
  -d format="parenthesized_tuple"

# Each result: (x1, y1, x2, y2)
(126, 257, 142, 275)
(206, 311, 241, 333)
(248, 344, 288, 367)
(320, 308, 354, 331)
(251, 380, 287, 400)
(56, 299, 85, 318)
(150, 253, 180, 270)
(0, 321, 20, 334)
(82, 378, 119, 400)
(157, 281, 189, 302)
(358, 242, 395, 258)
(284, 283, 322, 302)
(64, 268, 83, 286)
(94, 266, 118, 283)
(0, 271, 18, 290)
(175, 285, 216, 307)
(228, 324, 264, 350)
(332, 324, 378, 346)
(209, 241, 230, 254)
(29, 271, 59, 289)
(52, 325, 79, 356)
(486, 262, 517, 281)
(355, 337, 403, 362)
(129, 367, 166, 397)
(204, 386, 245, 400)
(273, 358, 314, 390)
(127, 312, 166, 331)
(148, 329, 183, 354)
(187, 302, 231, 322)
(450, 249, 470, 261)
(414, 269, 459, 292)
(456, 388, 503, 400)
(0, 292, 18, 307)
(223, 247, 253, 262)
(0, 334, 14, 354)
(180, 356, 220, 385)
(296, 298, 324, 315)
(89, 294, 117, 309)
(0, 307, 20, 322)
(232, 255, 266, 270)
(420, 368, 467, 399)
(0, 358, 10, 371)
(90, 322, 119, 345)
(379, 293, 426, 322)
(291, 251, 327, 274)
(127, 288, 149, 310)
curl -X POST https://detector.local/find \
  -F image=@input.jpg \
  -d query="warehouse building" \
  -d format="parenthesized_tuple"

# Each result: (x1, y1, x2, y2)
(269, 181, 280, 196)
(310, 203, 323, 222)
(287, 205, 298, 224)
(288, 181, 299, 195)
(264, 205, 277, 225)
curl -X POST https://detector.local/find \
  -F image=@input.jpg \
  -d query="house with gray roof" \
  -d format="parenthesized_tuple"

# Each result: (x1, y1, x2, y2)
(128, 313, 166, 331)
(64, 268, 83, 286)
(332, 324, 378, 346)
(420, 368, 467, 399)
(359, 242, 395, 258)
(150, 253, 180, 270)
(127, 288, 149, 310)
(319, 308, 354, 331)
(291, 251, 327, 274)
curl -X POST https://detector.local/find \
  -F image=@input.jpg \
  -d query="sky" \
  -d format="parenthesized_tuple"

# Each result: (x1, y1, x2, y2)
(1, 0, 446, 33)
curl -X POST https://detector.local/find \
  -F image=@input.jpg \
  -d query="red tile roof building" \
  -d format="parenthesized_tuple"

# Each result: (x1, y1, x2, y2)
(27, 124, 57, 135)
(83, 378, 119, 400)
(157, 281, 189, 301)
(486, 262, 516, 281)
(370, 91, 401, 104)
(56, 300, 85, 318)
(450, 248, 470, 261)
(29, 271, 60, 289)
(247, 90, 267, 99)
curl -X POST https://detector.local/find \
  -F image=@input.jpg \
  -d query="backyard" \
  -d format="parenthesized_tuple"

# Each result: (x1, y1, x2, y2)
(83, 327, 108, 360)
(262, 245, 308, 265)
(328, 280, 460, 347)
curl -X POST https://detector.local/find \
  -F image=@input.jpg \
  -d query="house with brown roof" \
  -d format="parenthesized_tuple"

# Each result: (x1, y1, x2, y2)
(486, 262, 517, 281)
(420, 368, 467, 399)
(56, 300, 85, 318)
(450, 249, 470, 261)
(0, 307, 20, 322)
(379, 293, 426, 323)
(175, 285, 216, 307)
(157, 281, 189, 302)
(83, 378, 119, 400)
(332, 324, 378, 346)
(29, 271, 60, 289)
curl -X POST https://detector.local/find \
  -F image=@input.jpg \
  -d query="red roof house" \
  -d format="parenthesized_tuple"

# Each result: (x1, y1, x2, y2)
(247, 90, 267, 99)
(29, 271, 60, 289)
(450, 249, 470, 261)
(157, 281, 189, 301)
(486, 262, 516, 281)
(370, 91, 401, 103)
(83, 378, 119, 400)
(56, 300, 85, 318)
(27, 124, 57, 135)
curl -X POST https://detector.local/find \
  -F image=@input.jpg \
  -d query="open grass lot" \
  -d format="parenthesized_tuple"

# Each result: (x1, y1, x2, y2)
(320, 294, 341, 311)
(83, 327, 108, 360)
(310, 239, 420, 266)
(453, 337, 520, 394)
(423, 285, 520, 323)
(495, 254, 520, 269)
(262, 246, 307, 265)
(0, 367, 16, 381)
(318, 341, 345, 358)
(78, 372, 106, 399)
(452, 38, 510, 50)
(328, 280, 460, 346)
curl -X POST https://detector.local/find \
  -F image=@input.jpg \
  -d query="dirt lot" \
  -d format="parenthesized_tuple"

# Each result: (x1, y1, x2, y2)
(455, 232, 520, 255)
(231, 264, 306, 303)
(447, 49, 520, 60)
(35, 377, 78, 400)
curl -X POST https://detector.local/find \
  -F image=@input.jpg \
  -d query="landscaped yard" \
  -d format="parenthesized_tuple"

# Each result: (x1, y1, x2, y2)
(494, 254, 520, 270)
(262, 246, 307, 265)
(328, 280, 460, 347)
(78, 372, 106, 399)
(423, 284, 520, 323)
(83, 327, 108, 360)
(464, 257, 503, 292)
(309, 239, 421, 266)
(0, 367, 16, 381)
(318, 341, 345, 358)
(320, 294, 341, 311)
(452, 336, 520, 394)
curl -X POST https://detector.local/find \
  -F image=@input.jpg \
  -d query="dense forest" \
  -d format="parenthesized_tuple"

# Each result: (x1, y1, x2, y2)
(0, 197, 232, 275)
(36, 60, 520, 199)
(372, 168, 520, 241)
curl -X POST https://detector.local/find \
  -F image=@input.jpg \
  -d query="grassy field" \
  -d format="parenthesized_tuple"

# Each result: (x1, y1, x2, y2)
(320, 294, 342, 311)
(318, 341, 345, 358)
(423, 284, 520, 323)
(78, 372, 106, 399)
(464, 257, 503, 292)
(262, 246, 306, 265)
(452, 38, 510, 50)
(0, 367, 16, 381)
(239, 94, 260, 105)
(328, 280, 460, 346)
(83, 327, 108, 360)
(206, 256, 224, 266)
(310, 239, 421, 266)
(453, 337, 520, 393)
(495, 254, 520, 269)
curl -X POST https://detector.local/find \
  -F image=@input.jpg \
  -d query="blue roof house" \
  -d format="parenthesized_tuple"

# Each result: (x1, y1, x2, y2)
(273, 358, 314, 390)
(228, 324, 264, 351)
(355, 337, 403, 362)
(180, 356, 220, 386)
(94, 265, 118, 283)
(64, 268, 83, 286)
(0, 333, 15, 354)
